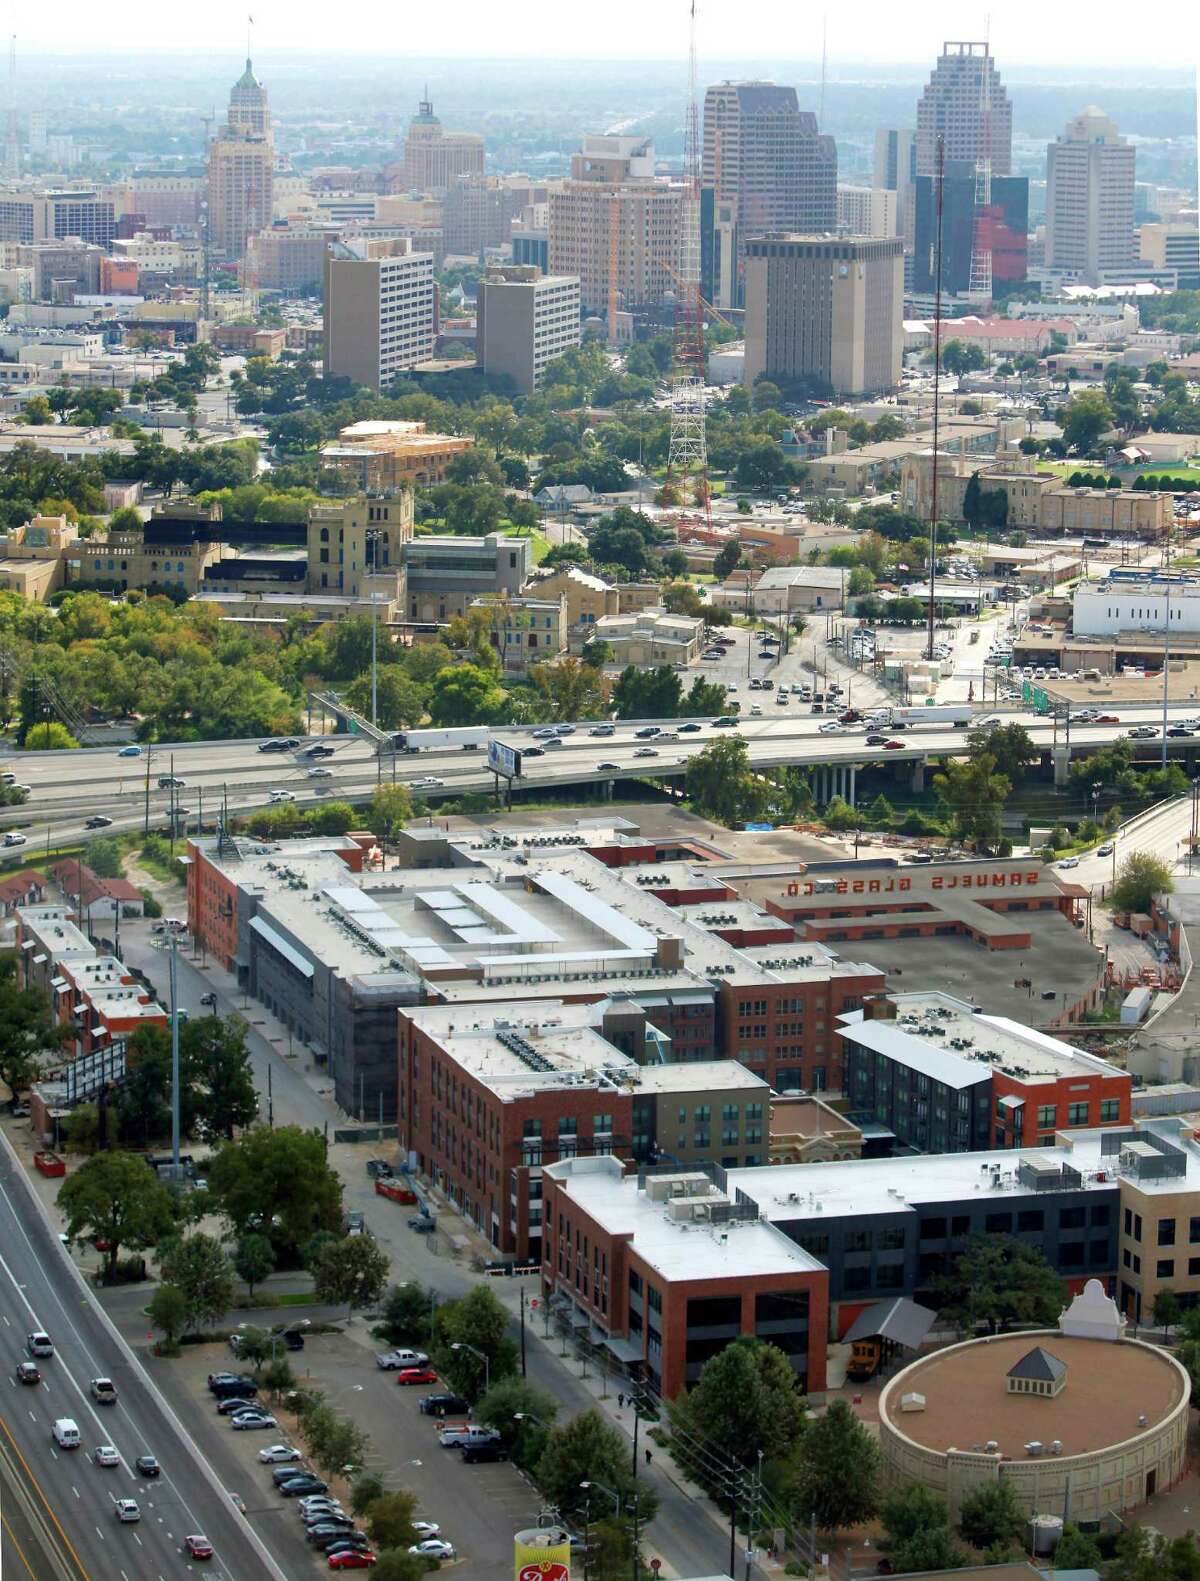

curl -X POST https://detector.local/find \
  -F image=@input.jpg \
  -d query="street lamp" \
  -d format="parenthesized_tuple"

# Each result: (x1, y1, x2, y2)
(580, 1479, 620, 1513)
(451, 1341, 489, 1396)
(513, 1411, 548, 1428)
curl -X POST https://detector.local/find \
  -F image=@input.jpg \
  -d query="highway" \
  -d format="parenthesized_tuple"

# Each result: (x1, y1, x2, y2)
(0, 1135, 287, 1581)
(2, 703, 1199, 851)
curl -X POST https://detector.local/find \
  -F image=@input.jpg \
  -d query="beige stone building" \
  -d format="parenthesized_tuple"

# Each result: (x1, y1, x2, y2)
(899, 452, 1173, 541)
(246, 226, 329, 294)
(70, 522, 228, 596)
(207, 59, 273, 263)
(476, 268, 581, 393)
(525, 565, 619, 630)
(0, 515, 77, 601)
(318, 420, 471, 492)
(549, 136, 684, 315)
(306, 495, 412, 602)
(768, 1095, 864, 1164)
(469, 593, 567, 673)
(584, 608, 704, 666)
(323, 239, 436, 391)
(401, 98, 485, 194)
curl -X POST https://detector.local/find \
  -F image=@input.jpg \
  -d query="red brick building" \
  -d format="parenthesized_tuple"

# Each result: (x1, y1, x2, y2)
(542, 1156, 828, 1399)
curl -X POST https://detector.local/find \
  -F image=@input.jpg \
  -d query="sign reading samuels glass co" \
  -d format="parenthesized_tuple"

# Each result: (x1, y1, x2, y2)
(786, 869, 1043, 898)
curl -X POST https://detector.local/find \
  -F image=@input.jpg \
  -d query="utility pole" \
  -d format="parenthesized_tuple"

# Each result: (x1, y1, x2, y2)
(927, 133, 946, 666)
(168, 931, 181, 1178)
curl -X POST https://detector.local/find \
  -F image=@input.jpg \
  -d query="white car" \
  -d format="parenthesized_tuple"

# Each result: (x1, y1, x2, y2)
(818, 721, 843, 734)
(268, 790, 295, 803)
(231, 1412, 277, 1430)
(412, 1521, 441, 1537)
(1058, 856, 1080, 870)
(410, 1539, 457, 1560)
(93, 1444, 120, 1467)
(115, 1499, 141, 1523)
(411, 776, 444, 789)
(307, 767, 333, 779)
(258, 1444, 302, 1463)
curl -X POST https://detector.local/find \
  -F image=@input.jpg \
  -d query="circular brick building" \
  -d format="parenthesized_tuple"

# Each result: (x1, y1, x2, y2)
(878, 1317, 1189, 1523)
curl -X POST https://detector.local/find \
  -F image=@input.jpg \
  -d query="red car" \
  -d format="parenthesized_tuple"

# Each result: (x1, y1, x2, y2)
(184, 1535, 214, 1561)
(329, 1553, 377, 1570)
(1095, 714, 1119, 724)
(396, 1366, 438, 1386)
(882, 740, 904, 750)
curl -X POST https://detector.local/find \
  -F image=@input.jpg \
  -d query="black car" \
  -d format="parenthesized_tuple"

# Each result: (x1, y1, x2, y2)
(1167, 726, 1194, 737)
(462, 1440, 509, 1464)
(365, 1159, 393, 1179)
(523, 745, 545, 757)
(84, 816, 113, 829)
(313, 1530, 369, 1552)
(279, 1476, 329, 1497)
(305, 1518, 356, 1539)
(135, 1455, 160, 1478)
(281, 1329, 305, 1352)
(258, 739, 288, 753)
(216, 1396, 259, 1415)
(678, 722, 703, 733)
(419, 1393, 470, 1418)
(273, 1466, 316, 1487)
(304, 743, 336, 758)
(634, 727, 659, 739)
(865, 733, 889, 746)
(207, 1373, 257, 1396)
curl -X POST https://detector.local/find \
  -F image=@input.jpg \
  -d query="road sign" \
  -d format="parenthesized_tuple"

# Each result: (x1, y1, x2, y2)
(1021, 680, 1032, 704)
(1033, 687, 1049, 713)
(487, 739, 522, 780)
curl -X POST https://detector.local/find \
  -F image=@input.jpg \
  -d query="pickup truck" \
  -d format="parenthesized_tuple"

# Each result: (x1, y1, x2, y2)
(90, 1377, 118, 1405)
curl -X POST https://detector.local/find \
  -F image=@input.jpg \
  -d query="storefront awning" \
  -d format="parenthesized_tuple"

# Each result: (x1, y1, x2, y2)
(602, 1335, 644, 1364)
(249, 917, 314, 979)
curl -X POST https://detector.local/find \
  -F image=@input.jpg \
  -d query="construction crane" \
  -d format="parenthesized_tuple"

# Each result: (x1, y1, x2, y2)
(666, 0, 710, 526)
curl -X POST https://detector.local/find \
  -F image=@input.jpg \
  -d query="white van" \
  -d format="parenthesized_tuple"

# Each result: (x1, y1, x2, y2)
(53, 1418, 80, 1449)
(3, 831, 27, 847)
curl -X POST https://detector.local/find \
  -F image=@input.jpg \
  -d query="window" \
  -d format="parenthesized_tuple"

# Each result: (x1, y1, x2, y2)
(1189, 1217, 1200, 1245)
(1036, 1104, 1056, 1128)
(1090, 1204, 1110, 1227)
(1190, 1257, 1200, 1277)
(1159, 1219, 1177, 1247)
(559, 1117, 578, 1137)
(1059, 1206, 1086, 1230)
(1066, 1101, 1089, 1126)
(985, 1211, 1013, 1234)
(647, 1285, 662, 1314)
(1017, 1209, 1044, 1233)
(694, 1105, 711, 1123)
(1100, 1098, 1120, 1122)
(595, 1113, 613, 1135)
(845, 1230, 871, 1253)
(920, 1217, 947, 1241)
(1157, 1259, 1175, 1279)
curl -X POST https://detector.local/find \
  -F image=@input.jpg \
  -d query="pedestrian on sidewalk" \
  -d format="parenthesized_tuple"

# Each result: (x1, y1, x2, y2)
(618, 1392, 625, 1410)
(645, 1448, 652, 1467)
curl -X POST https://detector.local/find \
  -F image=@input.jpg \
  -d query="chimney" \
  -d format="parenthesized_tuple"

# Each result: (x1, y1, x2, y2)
(656, 937, 684, 970)
(862, 994, 898, 1022)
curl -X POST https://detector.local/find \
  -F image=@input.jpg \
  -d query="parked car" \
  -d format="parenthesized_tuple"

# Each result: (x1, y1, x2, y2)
(216, 1397, 259, 1415)
(419, 1393, 470, 1418)
(208, 1373, 256, 1396)
(410, 1540, 457, 1560)
(438, 1424, 501, 1449)
(279, 1475, 329, 1497)
(231, 1412, 277, 1430)
(461, 1440, 509, 1463)
(396, 1366, 439, 1386)
(327, 1554, 377, 1571)
(375, 1349, 429, 1370)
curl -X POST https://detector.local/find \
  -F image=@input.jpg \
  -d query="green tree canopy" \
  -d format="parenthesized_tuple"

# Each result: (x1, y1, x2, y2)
(207, 1125, 343, 1262)
(968, 722, 1037, 782)
(673, 1337, 807, 1479)
(233, 1233, 276, 1298)
(792, 1398, 880, 1532)
(160, 1232, 236, 1329)
(932, 751, 1011, 853)
(535, 1408, 655, 1524)
(310, 1234, 390, 1319)
(957, 1478, 1024, 1550)
(686, 735, 770, 828)
(0, 953, 69, 1100)
(1112, 851, 1174, 913)
(57, 1151, 173, 1281)
(935, 1233, 1067, 1334)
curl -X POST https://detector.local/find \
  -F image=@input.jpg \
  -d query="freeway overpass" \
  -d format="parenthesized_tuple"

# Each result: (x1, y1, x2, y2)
(0, 703, 1196, 856)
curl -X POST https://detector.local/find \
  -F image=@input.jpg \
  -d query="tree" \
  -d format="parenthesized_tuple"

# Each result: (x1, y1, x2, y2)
(1051, 1527, 1103, 1570)
(160, 1232, 236, 1329)
(350, 1472, 387, 1517)
(377, 1281, 436, 1346)
(147, 1283, 188, 1351)
(368, 784, 413, 843)
(686, 736, 770, 828)
(345, 667, 427, 732)
(310, 1234, 390, 1319)
(531, 657, 606, 722)
(1059, 389, 1114, 454)
(432, 1283, 519, 1401)
(939, 340, 988, 376)
(969, 722, 1037, 782)
(370, 1553, 429, 1581)
(24, 720, 79, 750)
(428, 662, 509, 727)
(935, 1234, 1067, 1334)
(932, 752, 1010, 853)
(86, 838, 124, 878)
(612, 664, 683, 720)
(207, 1125, 343, 1262)
(713, 539, 744, 581)
(1108, 1528, 1200, 1581)
(880, 1482, 968, 1571)
(673, 1338, 807, 1479)
(867, 793, 894, 828)
(233, 1233, 276, 1299)
(57, 1151, 172, 1282)
(661, 580, 706, 619)
(182, 1016, 258, 1140)
(847, 565, 874, 597)
(792, 1398, 880, 1532)
(1112, 851, 1174, 914)
(305, 1405, 369, 1478)
(1152, 1287, 1181, 1335)
(364, 1490, 420, 1551)
(957, 1479, 1024, 1550)
(681, 675, 727, 718)
(474, 1377, 558, 1460)
(535, 1409, 652, 1523)
(0, 955, 69, 1101)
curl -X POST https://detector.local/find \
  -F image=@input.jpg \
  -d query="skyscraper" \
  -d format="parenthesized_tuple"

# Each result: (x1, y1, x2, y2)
(701, 82, 836, 309)
(742, 234, 903, 397)
(912, 167, 1028, 296)
(915, 42, 1012, 179)
(873, 127, 917, 240)
(401, 97, 485, 193)
(207, 59, 273, 264)
(1045, 107, 1136, 285)
(323, 239, 436, 392)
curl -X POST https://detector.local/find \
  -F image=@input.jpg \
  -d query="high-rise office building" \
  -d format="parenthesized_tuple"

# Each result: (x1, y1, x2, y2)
(836, 186, 898, 238)
(742, 234, 903, 397)
(1045, 108, 1136, 285)
(700, 82, 836, 309)
(548, 135, 684, 317)
(0, 189, 115, 248)
(1138, 222, 1200, 289)
(476, 267, 581, 394)
(912, 167, 1028, 296)
(323, 239, 436, 392)
(402, 98, 485, 193)
(207, 59, 273, 263)
(915, 42, 1012, 179)
(873, 127, 917, 241)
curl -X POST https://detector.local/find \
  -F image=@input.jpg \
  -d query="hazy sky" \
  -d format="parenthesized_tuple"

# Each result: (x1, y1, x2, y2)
(21, 0, 1200, 69)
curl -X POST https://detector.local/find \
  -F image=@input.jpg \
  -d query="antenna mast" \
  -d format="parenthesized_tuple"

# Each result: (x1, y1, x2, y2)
(4, 34, 18, 181)
(967, 38, 993, 302)
(666, 0, 710, 524)
(200, 110, 213, 323)
(819, 13, 828, 127)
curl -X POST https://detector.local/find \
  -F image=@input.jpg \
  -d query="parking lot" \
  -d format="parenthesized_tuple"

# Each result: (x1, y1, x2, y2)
(174, 1334, 537, 1580)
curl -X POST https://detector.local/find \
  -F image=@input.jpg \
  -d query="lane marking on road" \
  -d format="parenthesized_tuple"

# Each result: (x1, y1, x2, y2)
(0, 1411, 90, 1580)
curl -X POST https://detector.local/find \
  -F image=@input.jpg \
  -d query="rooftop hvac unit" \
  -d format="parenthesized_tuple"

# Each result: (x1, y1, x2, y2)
(1049, 1441, 1063, 1456)
(1025, 1441, 1045, 1457)
(985, 1440, 999, 1453)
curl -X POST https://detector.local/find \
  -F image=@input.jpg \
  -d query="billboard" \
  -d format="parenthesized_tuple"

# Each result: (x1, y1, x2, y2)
(488, 739, 523, 780)
(64, 1040, 127, 1105)
(514, 1529, 570, 1581)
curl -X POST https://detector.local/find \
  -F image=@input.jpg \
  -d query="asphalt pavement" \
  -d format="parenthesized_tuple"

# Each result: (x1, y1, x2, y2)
(0, 1133, 287, 1581)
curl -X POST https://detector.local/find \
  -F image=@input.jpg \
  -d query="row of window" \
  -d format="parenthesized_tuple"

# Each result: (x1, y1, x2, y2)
(1125, 1209, 1200, 1246)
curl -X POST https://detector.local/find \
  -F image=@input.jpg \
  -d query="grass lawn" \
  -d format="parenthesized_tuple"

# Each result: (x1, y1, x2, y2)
(502, 526, 550, 563)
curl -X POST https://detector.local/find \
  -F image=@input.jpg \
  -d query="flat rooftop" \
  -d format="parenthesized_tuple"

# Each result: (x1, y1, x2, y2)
(401, 1002, 636, 1097)
(633, 1061, 770, 1096)
(840, 992, 1122, 1090)
(726, 1121, 1200, 1217)
(883, 1333, 1184, 1459)
(545, 1156, 825, 1282)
